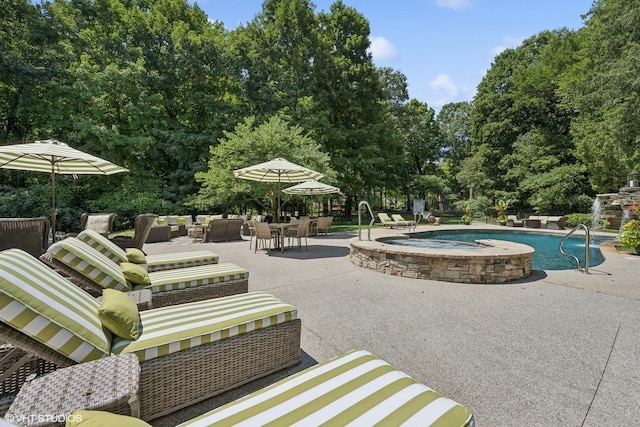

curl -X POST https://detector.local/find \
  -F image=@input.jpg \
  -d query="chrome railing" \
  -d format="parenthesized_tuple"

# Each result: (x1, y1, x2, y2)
(559, 223, 590, 273)
(358, 201, 375, 241)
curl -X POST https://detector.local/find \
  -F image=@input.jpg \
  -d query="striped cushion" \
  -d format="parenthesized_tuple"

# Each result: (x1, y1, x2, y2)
(140, 263, 248, 293)
(48, 238, 130, 291)
(145, 250, 219, 272)
(77, 229, 128, 264)
(179, 349, 474, 427)
(110, 291, 296, 362)
(0, 249, 111, 363)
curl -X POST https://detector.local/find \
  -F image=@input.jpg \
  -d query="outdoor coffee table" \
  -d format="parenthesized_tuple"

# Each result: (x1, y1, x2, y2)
(6, 353, 140, 426)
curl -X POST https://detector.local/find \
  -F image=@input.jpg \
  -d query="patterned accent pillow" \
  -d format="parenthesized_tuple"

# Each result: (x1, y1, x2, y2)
(48, 238, 130, 291)
(0, 249, 111, 363)
(77, 229, 127, 264)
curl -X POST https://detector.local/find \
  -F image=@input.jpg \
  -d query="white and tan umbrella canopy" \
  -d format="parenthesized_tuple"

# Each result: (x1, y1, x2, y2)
(283, 180, 340, 196)
(234, 157, 323, 220)
(0, 139, 128, 233)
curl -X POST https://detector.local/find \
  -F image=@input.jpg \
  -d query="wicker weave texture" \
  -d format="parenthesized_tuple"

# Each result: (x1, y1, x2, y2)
(0, 217, 50, 258)
(137, 318, 302, 421)
(0, 345, 58, 414)
(39, 253, 248, 308)
(0, 318, 302, 422)
(6, 353, 140, 427)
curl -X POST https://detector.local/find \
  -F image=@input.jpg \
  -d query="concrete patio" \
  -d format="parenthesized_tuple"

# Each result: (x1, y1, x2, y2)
(148, 224, 640, 426)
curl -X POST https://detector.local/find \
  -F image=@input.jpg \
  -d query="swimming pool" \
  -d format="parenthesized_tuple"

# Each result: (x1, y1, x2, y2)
(408, 229, 614, 270)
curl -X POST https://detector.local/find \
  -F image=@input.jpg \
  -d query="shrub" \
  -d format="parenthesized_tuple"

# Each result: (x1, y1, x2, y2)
(565, 213, 593, 228)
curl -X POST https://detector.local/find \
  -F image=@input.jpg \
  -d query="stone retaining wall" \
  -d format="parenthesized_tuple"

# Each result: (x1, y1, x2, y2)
(350, 237, 533, 284)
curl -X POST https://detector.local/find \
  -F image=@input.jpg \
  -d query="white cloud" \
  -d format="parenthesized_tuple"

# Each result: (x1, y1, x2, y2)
(368, 36, 399, 61)
(427, 74, 475, 109)
(436, 0, 473, 11)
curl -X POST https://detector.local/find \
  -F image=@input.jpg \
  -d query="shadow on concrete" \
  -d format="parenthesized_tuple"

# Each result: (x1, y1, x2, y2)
(265, 244, 350, 259)
(152, 350, 318, 426)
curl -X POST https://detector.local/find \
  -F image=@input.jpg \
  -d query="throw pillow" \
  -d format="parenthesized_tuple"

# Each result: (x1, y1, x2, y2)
(125, 248, 147, 264)
(120, 262, 151, 286)
(97, 289, 140, 340)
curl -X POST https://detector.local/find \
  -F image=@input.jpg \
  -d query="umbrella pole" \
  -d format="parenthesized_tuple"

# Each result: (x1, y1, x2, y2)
(50, 167, 56, 237)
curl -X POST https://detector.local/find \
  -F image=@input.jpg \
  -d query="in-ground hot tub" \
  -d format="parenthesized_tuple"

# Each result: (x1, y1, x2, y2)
(350, 234, 534, 284)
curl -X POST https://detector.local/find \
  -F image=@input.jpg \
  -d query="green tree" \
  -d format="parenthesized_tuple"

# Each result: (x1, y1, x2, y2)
(314, 1, 400, 216)
(472, 29, 586, 212)
(191, 116, 333, 217)
(561, 0, 640, 192)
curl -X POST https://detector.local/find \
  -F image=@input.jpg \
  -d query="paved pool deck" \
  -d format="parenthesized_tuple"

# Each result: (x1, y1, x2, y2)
(148, 223, 640, 427)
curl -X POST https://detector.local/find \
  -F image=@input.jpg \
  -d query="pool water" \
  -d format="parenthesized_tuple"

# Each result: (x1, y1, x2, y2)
(409, 230, 614, 270)
(385, 239, 484, 250)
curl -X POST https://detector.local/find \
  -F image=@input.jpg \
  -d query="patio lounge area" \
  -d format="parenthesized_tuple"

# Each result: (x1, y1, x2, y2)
(144, 223, 640, 426)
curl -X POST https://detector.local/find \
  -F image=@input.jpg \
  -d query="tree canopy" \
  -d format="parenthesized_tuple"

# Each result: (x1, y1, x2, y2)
(0, 0, 636, 228)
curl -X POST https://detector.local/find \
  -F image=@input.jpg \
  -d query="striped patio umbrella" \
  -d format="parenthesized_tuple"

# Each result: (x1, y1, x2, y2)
(0, 139, 128, 235)
(283, 180, 341, 217)
(282, 180, 340, 196)
(234, 157, 323, 221)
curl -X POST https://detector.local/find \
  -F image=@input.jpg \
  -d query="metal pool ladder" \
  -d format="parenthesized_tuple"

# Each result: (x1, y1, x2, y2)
(559, 223, 590, 273)
(357, 200, 375, 240)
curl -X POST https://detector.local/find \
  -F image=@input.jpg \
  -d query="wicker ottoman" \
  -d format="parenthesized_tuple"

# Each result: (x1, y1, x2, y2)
(6, 353, 140, 427)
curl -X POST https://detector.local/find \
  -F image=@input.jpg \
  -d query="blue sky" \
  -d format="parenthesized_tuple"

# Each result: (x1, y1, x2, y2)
(193, 0, 593, 111)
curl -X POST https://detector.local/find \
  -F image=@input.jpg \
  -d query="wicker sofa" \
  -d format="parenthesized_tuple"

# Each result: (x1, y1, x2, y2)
(202, 218, 244, 242)
(0, 248, 301, 421)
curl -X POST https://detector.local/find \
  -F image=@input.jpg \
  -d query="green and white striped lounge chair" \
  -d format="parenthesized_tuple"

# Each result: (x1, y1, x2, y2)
(77, 229, 219, 272)
(377, 212, 400, 229)
(41, 238, 248, 308)
(179, 349, 474, 426)
(0, 248, 301, 421)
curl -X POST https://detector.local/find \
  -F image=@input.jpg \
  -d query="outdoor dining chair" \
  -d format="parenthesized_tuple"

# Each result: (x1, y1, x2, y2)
(286, 218, 310, 251)
(254, 221, 279, 254)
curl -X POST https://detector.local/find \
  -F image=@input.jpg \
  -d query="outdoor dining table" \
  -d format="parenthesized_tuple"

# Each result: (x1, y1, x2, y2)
(268, 222, 298, 252)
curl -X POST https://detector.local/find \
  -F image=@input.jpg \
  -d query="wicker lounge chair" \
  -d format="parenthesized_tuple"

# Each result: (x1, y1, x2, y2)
(0, 248, 302, 421)
(178, 349, 474, 426)
(0, 217, 50, 258)
(41, 238, 248, 308)
(76, 229, 219, 272)
(7, 349, 475, 426)
(110, 214, 157, 250)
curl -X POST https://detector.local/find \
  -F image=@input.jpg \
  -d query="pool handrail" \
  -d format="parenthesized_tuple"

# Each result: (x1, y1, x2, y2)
(358, 201, 375, 241)
(559, 223, 590, 273)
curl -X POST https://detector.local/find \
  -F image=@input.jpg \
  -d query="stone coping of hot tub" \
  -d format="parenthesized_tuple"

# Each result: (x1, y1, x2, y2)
(349, 235, 535, 284)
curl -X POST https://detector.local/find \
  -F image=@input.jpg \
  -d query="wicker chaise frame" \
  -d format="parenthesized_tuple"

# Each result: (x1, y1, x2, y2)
(39, 253, 248, 308)
(0, 319, 302, 421)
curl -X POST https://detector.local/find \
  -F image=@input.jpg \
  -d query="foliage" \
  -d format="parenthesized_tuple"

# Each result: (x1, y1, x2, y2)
(494, 199, 510, 224)
(460, 204, 473, 224)
(564, 213, 595, 228)
(190, 116, 333, 217)
(1, 0, 638, 222)
(560, 0, 640, 192)
(620, 203, 640, 249)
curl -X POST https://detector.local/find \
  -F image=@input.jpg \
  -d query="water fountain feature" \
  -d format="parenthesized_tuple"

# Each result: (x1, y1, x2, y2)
(591, 198, 602, 229)
(594, 173, 640, 231)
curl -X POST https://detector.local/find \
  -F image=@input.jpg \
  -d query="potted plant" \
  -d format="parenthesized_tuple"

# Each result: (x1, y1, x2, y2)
(620, 202, 640, 253)
(494, 199, 510, 226)
(461, 205, 473, 225)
